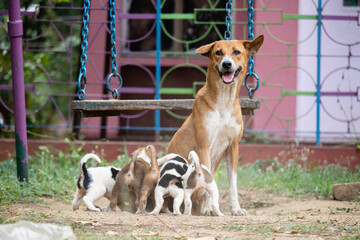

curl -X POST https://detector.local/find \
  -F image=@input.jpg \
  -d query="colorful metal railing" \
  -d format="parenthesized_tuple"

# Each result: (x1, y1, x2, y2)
(0, 0, 359, 144)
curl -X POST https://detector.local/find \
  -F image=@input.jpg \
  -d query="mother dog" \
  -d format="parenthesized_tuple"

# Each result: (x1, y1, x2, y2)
(167, 35, 264, 216)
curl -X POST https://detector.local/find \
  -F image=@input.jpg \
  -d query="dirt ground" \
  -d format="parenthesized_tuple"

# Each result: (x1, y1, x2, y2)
(2, 187, 360, 239)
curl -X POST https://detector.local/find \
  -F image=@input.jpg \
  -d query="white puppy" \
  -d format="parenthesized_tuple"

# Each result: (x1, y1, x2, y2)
(72, 153, 121, 212)
(183, 151, 223, 216)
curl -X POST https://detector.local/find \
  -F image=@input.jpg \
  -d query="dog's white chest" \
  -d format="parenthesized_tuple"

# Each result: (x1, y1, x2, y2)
(205, 103, 241, 167)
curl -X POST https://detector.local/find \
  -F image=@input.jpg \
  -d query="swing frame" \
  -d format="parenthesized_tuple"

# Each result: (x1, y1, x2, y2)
(72, 0, 260, 118)
(72, 98, 260, 117)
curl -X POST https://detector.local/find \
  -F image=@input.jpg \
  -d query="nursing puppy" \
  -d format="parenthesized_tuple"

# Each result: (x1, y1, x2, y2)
(167, 36, 264, 215)
(135, 145, 160, 214)
(183, 151, 223, 216)
(149, 151, 223, 216)
(72, 153, 120, 212)
(149, 153, 190, 215)
(110, 145, 158, 213)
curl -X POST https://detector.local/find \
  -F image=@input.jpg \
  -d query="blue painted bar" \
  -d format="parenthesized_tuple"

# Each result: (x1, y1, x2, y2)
(155, 0, 161, 138)
(316, 0, 322, 146)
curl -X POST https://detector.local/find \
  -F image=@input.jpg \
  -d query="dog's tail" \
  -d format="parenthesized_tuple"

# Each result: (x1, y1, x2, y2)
(188, 150, 201, 172)
(80, 153, 102, 176)
(157, 153, 179, 166)
(148, 145, 159, 170)
(126, 148, 141, 181)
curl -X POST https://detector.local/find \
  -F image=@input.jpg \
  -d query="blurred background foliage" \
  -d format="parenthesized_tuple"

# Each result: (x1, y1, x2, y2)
(0, 0, 80, 138)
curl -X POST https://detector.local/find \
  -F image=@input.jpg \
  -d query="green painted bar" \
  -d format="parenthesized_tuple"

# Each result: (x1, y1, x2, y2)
(160, 88, 193, 95)
(161, 13, 193, 20)
(282, 90, 316, 96)
(282, 13, 317, 20)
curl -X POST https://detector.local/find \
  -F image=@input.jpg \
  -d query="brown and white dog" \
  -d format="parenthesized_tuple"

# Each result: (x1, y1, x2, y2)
(110, 145, 158, 213)
(167, 36, 264, 216)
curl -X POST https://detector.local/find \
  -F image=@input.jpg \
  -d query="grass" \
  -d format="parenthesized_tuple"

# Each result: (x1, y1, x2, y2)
(0, 141, 130, 205)
(214, 157, 360, 198)
(1, 144, 359, 206)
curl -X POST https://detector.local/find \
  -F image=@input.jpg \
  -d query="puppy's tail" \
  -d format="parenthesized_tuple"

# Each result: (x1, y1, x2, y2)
(148, 145, 159, 170)
(188, 150, 201, 172)
(157, 153, 179, 166)
(80, 153, 102, 176)
(127, 149, 141, 179)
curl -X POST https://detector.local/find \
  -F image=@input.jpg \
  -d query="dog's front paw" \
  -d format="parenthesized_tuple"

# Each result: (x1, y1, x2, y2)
(231, 208, 247, 216)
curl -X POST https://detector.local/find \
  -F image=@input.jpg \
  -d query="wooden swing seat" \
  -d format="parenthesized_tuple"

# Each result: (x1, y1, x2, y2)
(72, 98, 260, 117)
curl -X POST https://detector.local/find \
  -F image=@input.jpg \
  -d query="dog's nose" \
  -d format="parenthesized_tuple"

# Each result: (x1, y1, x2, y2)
(222, 61, 232, 70)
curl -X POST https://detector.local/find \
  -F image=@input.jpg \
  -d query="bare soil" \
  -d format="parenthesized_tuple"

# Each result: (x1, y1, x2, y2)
(2, 188, 359, 239)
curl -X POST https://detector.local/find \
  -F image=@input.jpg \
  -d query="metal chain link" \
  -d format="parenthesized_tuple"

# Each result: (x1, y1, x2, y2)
(244, 0, 259, 99)
(77, 0, 90, 100)
(106, 0, 123, 99)
(224, 0, 232, 40)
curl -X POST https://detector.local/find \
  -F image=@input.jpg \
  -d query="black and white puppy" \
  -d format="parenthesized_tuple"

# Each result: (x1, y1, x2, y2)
(149, 153, 191, 215)
(72, 153, 121, 212)
(150, 151, 223, 216)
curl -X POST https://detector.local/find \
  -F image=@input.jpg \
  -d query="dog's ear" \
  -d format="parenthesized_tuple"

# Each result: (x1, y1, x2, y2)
(242, 35, 264, 55)
(196, 42, 216, 57)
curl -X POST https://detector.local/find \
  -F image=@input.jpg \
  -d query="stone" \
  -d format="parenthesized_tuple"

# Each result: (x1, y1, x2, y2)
(333, 182, 360, 201)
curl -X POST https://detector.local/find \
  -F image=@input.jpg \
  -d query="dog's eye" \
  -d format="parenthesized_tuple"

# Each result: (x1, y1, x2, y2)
(215, 51, 223, 56)
(233, 50, 241, 55)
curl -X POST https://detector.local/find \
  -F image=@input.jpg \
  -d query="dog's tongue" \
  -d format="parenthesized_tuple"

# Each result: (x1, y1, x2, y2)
(222, 72, 235, 83)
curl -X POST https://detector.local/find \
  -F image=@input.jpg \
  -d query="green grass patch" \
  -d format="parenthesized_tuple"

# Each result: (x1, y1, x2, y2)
(1, 143, 359, 206)
(215, 157, 360, 198)
(0, 141, 130, 205)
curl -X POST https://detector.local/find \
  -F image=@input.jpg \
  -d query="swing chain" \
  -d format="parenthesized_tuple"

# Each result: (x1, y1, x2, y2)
(224, 0, 232, 40)
(106, 0, 123, 99)
(77, 0, 90, 100)
(244, 0, 259, 99)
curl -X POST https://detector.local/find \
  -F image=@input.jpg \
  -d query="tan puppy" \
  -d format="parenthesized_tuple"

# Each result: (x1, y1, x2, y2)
(110, 145, 157, 213)
(136, 145, 160, 214)
(167, 36, 264, 216)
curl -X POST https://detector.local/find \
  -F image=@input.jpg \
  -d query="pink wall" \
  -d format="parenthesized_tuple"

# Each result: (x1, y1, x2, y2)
(82, 0, 120, 139)
(253, 0, 298, 136)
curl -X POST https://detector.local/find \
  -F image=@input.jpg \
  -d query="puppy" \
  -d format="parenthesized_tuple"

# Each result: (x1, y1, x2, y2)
(109, 145, 157, 213)
(135, 145, 160, 214)
(183, 151, 223, 216)
(149, 153, 190, 215)
(72, 153, 120, 212)
(167, 36, 264, 215)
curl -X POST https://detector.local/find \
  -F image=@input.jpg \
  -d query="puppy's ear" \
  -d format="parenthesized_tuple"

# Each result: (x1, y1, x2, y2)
(242, 35, 264, 55)
(196, 42, 216, 57)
